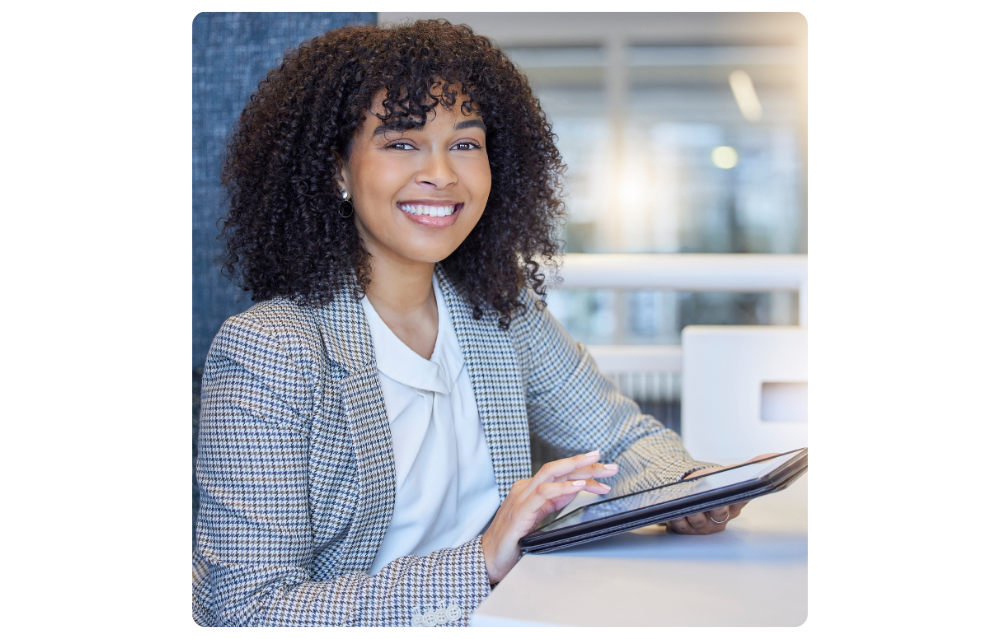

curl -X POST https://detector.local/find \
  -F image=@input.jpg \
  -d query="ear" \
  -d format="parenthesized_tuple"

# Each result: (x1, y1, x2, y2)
(332, 151, 351, 196)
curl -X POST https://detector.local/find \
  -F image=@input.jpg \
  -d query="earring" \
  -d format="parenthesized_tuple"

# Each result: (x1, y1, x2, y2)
(339, 199, 354, 218)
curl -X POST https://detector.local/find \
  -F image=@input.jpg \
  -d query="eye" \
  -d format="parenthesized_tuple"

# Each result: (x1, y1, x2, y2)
(385, 141, 416, 151)
(452, 141, 482, 151)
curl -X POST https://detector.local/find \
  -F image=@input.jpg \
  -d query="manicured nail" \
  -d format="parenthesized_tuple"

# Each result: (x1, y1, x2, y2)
(597, 483, 611, 491)
(586, 449, 600, 457)
(603, 464, 618, 471)
(572, 480, 586, 487)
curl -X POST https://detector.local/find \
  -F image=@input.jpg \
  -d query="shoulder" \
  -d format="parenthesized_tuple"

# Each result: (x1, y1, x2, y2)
(207, 297, 333, 383)
(506, 285, 579, 369)
(214, 298, 320, 350)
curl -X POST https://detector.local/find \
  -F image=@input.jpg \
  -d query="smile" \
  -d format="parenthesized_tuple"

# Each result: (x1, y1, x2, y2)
(398, 202, 461, 218)
(396, 201, 464, 229)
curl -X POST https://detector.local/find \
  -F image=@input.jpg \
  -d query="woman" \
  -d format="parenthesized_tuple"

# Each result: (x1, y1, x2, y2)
(193, 19, 751, 627)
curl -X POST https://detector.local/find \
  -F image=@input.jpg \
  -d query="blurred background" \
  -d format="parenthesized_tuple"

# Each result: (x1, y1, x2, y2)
(393, 13, 808, 438)
(192, 11, 1000, 488)
(195, 12, 806, 364)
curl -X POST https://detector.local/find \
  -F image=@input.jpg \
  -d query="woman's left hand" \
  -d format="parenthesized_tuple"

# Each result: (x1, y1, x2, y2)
(666, 453, 779, 535)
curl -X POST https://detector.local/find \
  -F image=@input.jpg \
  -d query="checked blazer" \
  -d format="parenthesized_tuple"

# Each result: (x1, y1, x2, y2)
(192, 266, 716, 627)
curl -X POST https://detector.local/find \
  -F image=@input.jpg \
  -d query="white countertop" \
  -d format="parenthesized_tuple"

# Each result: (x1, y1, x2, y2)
(472, 474, 808, 626)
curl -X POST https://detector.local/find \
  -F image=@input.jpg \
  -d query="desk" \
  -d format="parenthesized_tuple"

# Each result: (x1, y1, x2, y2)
(471, 474, 807, 626)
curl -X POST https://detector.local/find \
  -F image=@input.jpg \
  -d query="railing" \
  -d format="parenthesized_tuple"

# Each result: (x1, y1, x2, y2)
(541, 254, 874, 460)
(533, 253, 850, 468)
(547, 253, 808, 324)
(542, 253, 808, 408)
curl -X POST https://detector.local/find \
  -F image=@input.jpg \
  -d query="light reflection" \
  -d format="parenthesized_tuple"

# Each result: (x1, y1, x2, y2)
(729, 70, 764, 121)
(711, 146, 739, 169)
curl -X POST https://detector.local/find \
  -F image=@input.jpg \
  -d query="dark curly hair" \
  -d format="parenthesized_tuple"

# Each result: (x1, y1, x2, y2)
(220, 19, 566, 329)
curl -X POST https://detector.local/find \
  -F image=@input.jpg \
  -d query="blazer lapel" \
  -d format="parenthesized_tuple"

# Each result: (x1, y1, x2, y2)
(309, 269, 534, 574)
(437, 266, 533, 501)
(313, 282, 395, 574)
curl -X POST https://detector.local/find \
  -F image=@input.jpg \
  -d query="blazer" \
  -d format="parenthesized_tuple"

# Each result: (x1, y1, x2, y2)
(192, 266, 714, 627)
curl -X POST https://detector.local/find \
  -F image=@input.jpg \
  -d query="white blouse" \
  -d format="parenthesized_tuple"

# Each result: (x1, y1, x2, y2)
(362, 275, 502, 575)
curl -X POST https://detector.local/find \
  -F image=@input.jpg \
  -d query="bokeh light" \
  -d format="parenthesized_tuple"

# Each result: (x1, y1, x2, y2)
(711, 146, 739, 169)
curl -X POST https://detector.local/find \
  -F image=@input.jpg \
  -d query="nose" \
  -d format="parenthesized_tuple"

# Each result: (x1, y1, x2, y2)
(414, 148, 458, 189)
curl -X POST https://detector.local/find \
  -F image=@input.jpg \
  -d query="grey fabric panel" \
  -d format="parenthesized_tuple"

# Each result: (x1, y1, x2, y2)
(192, 12, 375, 368)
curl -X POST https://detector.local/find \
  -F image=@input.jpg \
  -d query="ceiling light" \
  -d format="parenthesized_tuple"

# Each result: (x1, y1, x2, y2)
(711, 146, 739, 169)
(729, 70, 763, 121)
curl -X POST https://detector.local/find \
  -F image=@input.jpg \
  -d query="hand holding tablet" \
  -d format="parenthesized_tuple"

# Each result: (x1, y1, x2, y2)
(666, 452, 783, 535)
(520, 448, 808, 553)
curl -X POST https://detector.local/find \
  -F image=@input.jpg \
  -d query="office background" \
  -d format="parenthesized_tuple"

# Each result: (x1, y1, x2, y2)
(192, 12, 807, 543)
(193, 12, 806, 367)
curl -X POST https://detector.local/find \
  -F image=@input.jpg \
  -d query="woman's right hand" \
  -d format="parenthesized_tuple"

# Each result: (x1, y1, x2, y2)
(481, 450, 619, 584)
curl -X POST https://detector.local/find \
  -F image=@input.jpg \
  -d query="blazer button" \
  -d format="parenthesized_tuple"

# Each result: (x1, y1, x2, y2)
(445, 603, 462, 622)
(434, 607, 449, 625)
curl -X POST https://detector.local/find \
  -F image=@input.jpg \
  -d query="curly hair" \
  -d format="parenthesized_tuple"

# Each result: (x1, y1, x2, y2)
(220, 19, 566, 329)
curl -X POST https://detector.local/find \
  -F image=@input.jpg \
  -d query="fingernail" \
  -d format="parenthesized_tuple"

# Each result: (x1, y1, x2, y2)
(572, 480, 586, 487)
(597, 483, 611, 491)
(585, 449, 600, 457)
(603, 463, 618, 471)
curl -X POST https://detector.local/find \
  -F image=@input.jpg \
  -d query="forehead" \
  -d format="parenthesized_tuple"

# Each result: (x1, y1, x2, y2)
(362, 87, 482, 132)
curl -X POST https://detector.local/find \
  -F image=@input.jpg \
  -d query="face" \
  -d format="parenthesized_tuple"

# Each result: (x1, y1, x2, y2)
(338, 92, 492, 268)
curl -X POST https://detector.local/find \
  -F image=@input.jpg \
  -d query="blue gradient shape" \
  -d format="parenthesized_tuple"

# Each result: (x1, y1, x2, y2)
(2, 11, 201, 136)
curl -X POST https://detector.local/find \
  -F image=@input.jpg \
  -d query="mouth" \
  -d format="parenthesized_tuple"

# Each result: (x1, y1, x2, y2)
(397, 200, 463, 227)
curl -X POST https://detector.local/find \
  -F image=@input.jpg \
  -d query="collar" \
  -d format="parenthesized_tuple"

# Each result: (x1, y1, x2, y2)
(359, 273, 464, 394)
(312, 265, 470, 377)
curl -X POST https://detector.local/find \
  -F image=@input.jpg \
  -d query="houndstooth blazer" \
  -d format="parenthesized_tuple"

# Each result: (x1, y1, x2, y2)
(192, 266, 715, 627)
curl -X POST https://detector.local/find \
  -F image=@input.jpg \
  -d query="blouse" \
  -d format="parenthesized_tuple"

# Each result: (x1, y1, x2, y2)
(360, 275, 501, 575)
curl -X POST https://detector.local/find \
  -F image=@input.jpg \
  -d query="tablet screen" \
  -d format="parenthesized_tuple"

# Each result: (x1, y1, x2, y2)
(535, 450, 801, 533)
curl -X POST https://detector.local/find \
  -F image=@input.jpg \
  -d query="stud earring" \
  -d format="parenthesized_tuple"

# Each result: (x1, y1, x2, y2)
(338, 190, 354, 218)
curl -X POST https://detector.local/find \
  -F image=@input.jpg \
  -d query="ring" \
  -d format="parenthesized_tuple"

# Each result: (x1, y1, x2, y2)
(708, 511, 730, 524)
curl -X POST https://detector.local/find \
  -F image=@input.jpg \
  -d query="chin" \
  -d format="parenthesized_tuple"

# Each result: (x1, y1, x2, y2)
(397, 243, 462, 265)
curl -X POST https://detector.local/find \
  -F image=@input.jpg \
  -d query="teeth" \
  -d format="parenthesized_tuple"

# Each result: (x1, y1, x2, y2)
(400, 204, 456, 218)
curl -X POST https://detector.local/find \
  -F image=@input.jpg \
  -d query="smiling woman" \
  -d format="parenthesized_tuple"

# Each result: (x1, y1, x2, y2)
(195, 19, 742, 628)
(219, 20, 564, 329)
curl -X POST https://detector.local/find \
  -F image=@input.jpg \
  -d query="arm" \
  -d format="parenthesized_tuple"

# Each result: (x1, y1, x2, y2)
(512, 289, 720, 496)
(194, 314, 490, 626)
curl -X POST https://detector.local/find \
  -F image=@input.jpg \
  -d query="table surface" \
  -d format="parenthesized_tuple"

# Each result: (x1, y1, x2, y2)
(471, 474, 808, 627)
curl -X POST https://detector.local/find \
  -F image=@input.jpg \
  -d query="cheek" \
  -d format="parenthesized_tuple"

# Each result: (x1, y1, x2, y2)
(352, 160, 403, 218)
(468, 160, 492, 204)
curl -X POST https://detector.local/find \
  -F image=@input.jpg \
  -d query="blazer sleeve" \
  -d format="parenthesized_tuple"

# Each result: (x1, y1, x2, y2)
(194, 314, 491, 627)
(514, 289, 720, 495)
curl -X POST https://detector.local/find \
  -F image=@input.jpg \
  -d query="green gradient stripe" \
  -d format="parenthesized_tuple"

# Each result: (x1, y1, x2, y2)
(816, 399, 1000, 424)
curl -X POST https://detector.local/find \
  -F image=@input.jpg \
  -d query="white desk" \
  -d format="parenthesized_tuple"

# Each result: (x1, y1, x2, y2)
(471, 474, 807, 627)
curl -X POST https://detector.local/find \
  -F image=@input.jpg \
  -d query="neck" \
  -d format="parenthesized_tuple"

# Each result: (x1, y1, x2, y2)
(353, 214, 437, 316)
(364, 250, 436, 317)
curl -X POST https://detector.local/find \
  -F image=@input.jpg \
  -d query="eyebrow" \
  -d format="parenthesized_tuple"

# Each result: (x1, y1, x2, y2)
(453, 119, 487, 133)
(371, 119, 486, 137)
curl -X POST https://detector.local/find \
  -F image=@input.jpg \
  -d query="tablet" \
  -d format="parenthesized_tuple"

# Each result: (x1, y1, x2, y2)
(519, 447, 808, 553)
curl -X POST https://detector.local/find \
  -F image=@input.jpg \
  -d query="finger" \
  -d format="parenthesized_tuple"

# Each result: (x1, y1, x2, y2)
(580, 478, 612, 495)
(532, 450, 602, 487)
(686, 511, 710, 529)
(527, 479, 590, 512)
(556, 462, 619, 482)
(539, 479, 611, 495)
(707, 506, 730, 522)
(668, 518, 692, 534)
(545, 478, 610, 513)
(548, 491, 584, 513)
(729, 501, 749, 517)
